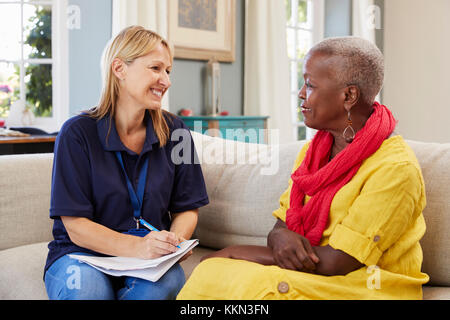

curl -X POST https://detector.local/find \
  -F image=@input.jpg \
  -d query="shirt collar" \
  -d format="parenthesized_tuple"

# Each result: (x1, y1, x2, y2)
(97, 110, 160, 154)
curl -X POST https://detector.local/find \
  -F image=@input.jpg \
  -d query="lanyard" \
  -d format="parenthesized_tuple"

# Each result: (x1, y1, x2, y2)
(115, 152, 149, 227)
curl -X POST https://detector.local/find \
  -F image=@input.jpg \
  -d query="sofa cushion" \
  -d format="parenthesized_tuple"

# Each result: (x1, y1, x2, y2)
(407, 140, 450, 286)
(0, 241, 213, 300)
(0, 242, 49, 299)
(179, 246, 215, 279)
(0, 154, 54, 251)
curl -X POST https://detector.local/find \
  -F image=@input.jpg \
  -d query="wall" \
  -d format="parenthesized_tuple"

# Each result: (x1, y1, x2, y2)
(384, 0, 450, 143)
(373, 0, 384, 54)
(169, 0, 245, 116)
(68, 0, 112, 116)
(325, 0, 352, 37)
(68, 0, 244, 118)
(325, 0, 384, 53)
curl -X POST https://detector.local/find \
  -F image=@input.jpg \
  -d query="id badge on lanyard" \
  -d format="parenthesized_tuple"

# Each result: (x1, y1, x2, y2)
(115, 152, 150, 237)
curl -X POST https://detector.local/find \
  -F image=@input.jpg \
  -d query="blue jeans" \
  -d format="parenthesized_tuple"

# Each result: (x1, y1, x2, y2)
(44, 253, 185, 300)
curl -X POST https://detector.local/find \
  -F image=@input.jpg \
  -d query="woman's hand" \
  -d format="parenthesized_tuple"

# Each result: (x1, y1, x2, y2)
(136, 230, 180, 259)
(165, 209, 198, 263)
(177, 236, 193, 263)
(267, 219, 319, 272)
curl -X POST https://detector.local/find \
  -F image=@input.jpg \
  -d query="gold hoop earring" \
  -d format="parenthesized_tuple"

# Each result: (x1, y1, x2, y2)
(343, 111, 355, 143)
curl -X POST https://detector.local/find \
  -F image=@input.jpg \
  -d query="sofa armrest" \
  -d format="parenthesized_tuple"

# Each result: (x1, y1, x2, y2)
(0, 153, 54, 250)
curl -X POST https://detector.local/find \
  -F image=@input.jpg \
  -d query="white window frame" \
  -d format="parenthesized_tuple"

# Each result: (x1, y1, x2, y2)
(0, 0, 68, 133)
(286, 0, 324, 140)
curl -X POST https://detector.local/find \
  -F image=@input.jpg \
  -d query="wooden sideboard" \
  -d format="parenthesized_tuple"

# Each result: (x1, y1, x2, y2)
(0, 135, 56, 155)
(180, 116, 269, 144)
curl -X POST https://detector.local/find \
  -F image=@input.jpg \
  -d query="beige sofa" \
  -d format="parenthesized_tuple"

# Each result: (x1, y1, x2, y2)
(0, 132, 449, 300)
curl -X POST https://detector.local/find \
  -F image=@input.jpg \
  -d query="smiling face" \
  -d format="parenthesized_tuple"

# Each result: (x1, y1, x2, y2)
(116, 42, 172, 111)
(299, 51, 350, 132)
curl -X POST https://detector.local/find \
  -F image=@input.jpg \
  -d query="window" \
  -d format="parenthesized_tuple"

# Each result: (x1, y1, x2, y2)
(0, 0, 68, 132)
(285, 0, 324, 140)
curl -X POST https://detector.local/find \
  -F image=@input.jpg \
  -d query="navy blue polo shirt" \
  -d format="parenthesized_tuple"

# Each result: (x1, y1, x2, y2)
(44, 111, 209, 274)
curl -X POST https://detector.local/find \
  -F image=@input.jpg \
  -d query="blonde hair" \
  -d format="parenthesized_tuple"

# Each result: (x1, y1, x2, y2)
(89, 25, 174, 147)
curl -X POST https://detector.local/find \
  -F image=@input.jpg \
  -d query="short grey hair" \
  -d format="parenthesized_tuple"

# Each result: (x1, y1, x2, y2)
(308, 36, 384, 105)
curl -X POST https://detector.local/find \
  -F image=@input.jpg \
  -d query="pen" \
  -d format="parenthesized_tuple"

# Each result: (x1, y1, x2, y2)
(139, 218, 181, 248)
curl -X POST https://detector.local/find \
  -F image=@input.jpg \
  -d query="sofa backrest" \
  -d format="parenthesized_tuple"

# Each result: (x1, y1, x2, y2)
(191, 132, 450, 287)
(406, 140, 450, 286)
(0, 153, 54, 251)
(191, 131, 301, 247)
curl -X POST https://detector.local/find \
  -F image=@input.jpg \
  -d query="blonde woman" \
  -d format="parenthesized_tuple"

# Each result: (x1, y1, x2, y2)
(44, 26, 209, 300)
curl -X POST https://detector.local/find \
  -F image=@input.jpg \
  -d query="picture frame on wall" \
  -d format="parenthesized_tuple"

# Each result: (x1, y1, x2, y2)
(168, 0, 236, 62)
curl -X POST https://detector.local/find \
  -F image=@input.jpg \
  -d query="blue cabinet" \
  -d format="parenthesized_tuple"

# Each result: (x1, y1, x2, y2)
(180, 116, 269, 144)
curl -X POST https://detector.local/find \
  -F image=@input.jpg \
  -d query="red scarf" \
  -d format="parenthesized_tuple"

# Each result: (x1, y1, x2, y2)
(285, 102, 397, 246)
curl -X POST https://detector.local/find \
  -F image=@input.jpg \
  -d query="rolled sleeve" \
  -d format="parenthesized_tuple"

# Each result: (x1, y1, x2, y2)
(328, 162, 424, 266)
(329, 223, 383, 266)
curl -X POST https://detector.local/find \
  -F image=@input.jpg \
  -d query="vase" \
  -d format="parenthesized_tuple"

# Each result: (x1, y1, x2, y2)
(5, 100, 35, 127)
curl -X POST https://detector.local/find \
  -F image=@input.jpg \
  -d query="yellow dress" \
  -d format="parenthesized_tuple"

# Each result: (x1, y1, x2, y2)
(177, 136, 429, 300)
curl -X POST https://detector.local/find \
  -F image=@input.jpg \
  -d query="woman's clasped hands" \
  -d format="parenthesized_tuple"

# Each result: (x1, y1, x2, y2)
(268, 222, 320, 273)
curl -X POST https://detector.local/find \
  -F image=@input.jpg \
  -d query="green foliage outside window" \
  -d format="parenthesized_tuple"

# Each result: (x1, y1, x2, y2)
(1, 7, 52, 118)
(285, 0, 307, 24)
(25, 7, 52, 117)
(286, 0, 308, 139)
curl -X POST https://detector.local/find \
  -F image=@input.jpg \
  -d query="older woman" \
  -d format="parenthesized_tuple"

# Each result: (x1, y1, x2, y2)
(177, 37, 429, 300)
(44, 26, 209, 300)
